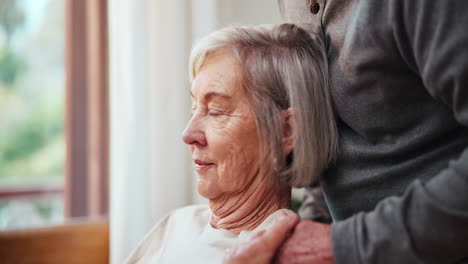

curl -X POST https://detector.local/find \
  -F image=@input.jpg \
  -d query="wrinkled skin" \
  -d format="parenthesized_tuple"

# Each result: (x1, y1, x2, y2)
(182, 50, 291, 234)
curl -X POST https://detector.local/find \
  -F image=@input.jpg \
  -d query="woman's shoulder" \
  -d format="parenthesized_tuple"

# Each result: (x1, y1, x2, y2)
(143, 204, 210, 236)
(172, 204, 210, 215)
(166, 204, 210, 230)
(124, 204, 211, 263)
(172, 204, 210, 218)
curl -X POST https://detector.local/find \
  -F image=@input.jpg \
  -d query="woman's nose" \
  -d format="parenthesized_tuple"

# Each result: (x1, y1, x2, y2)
(182, 116, 207, 146)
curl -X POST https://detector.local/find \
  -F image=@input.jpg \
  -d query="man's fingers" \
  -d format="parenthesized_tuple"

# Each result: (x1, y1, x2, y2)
(250, 229, 267, 240)
(263, 212, 300, 250)
(223, 212, 300, 264)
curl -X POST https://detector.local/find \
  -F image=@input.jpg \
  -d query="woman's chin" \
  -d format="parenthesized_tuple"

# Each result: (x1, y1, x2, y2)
(197, 180, 221, 200)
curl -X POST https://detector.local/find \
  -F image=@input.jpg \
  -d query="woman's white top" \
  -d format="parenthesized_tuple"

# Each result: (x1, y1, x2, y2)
(124, 204, 292, 264)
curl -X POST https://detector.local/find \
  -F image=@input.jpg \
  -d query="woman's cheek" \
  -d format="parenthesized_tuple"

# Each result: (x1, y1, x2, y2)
(208, 115, 231, 131)
(210, 113, 260, 191)
(218, 141, 259, 191)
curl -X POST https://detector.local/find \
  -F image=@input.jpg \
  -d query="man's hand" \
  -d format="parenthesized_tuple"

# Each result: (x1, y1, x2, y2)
(223, 212, 299, 264)
(274, 220, 334, 264)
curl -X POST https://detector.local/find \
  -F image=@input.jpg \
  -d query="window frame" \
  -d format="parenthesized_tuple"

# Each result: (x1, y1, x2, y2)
(0, 0, 109, 224)
(65, 0, 109, 218)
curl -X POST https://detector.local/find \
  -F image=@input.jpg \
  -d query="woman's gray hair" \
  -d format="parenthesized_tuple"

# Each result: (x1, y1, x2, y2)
(189, 24, 337, 187)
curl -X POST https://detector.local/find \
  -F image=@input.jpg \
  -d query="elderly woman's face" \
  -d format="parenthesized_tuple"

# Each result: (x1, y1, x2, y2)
(182, 51, 262, 199)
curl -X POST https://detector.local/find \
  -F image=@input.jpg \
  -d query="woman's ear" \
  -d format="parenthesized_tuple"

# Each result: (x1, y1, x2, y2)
(282, 108, 294, 156)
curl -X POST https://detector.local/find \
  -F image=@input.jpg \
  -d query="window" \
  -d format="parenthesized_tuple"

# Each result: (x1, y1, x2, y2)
(0, 0, 109, 230)
(0, 0, 65, 230)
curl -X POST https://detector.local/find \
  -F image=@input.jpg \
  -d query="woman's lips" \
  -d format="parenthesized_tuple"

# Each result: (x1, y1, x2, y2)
(194, 159, 214, 170)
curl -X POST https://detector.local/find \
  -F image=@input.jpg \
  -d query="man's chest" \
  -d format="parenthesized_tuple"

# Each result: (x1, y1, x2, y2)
(279, 0, 443, 140)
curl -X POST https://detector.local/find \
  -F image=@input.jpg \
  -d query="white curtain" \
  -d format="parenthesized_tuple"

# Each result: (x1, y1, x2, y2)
(109, 1, 282, 263)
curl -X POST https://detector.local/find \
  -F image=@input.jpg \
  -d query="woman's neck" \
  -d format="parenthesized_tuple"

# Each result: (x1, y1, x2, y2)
(209, 176, 291, 234)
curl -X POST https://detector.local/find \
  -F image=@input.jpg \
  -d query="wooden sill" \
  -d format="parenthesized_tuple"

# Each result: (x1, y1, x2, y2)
(0, 218, 109, 264)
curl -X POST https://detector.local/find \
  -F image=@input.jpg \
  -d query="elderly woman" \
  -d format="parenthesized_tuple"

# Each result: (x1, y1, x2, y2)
(125, 23, 337, 263)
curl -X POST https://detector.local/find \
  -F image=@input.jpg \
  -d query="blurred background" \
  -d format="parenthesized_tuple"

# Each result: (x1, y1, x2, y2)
(0, 0, 64, 229)
(0, 0, 286, 263)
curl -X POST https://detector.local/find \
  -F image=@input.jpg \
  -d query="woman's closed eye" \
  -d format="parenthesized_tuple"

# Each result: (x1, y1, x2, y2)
(190, 105, 225, 117)
(208, 108, 225, 116)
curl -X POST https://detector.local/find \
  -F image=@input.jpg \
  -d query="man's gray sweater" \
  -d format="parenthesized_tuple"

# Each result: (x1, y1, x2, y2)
(278, 0, 468, 263)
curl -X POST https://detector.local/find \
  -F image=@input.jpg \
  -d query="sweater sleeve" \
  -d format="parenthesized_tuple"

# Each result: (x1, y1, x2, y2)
(333, 0, 468, 263)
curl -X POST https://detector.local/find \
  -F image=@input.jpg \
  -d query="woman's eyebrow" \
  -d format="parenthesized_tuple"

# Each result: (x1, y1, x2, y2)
(204, 91, 232, 101)
(190, 90, 232, 101)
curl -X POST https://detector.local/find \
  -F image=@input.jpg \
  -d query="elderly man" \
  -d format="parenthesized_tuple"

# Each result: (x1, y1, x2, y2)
(225, 0, 468, 263)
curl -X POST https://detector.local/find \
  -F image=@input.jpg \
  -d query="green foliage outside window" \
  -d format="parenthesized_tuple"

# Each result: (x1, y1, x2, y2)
(0, 0, 64, 185)
(0, 47, 25, 86)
